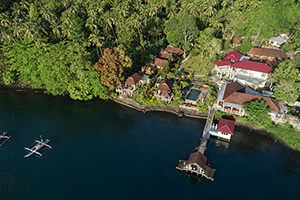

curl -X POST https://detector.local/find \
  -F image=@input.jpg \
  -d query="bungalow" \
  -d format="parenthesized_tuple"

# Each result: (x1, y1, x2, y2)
(268, 33, 290, 47)
(116, 73, 144, 96)
(231, 37, 245, 46)
(247, 47, 288, 61)
(154, 79, 174, 103)
(156, 52, 178, 62)
(214, 60, 272, 88)
(163, 45, 184, 56)
(152, 57, 168, 69)
(210, 118, 235, 141)
(184, 152, 207, 174)
(268, 36, 288, 48)
(216, 82, 287, 123)
(222, 50, 249, 63)
(222, 50, 243, 63)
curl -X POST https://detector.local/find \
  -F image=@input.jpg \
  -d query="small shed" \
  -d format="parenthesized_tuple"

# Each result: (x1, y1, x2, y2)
(209, 118, 235, 141)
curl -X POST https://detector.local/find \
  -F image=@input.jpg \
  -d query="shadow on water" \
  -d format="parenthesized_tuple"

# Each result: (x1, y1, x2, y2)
(184, 172, 205, 186)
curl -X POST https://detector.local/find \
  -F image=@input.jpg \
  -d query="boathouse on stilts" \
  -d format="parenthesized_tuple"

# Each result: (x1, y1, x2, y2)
(209, 118, 236, 141)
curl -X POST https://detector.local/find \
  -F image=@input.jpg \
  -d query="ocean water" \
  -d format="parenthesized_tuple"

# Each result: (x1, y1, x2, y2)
(0, 89, 299, 200)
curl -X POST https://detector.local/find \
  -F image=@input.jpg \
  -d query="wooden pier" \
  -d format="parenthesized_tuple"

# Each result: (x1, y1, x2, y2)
(176, 160, 215, 181)
(198, 106, 215, 154)
(176, 105, 216, 181)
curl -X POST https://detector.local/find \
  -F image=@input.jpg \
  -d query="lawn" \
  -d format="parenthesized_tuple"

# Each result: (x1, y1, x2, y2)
(181, 56, 215, 75)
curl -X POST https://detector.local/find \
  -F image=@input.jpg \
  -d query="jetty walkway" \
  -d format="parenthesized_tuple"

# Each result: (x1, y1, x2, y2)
(176, 105, 216, 181)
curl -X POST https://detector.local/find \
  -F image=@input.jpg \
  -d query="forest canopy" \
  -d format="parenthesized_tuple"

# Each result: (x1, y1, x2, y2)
(0, 0, 299, 100)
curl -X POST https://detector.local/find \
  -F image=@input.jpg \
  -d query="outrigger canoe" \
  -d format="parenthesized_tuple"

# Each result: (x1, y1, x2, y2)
(24, 138, 52, 158)
(0, 132, 11, 147)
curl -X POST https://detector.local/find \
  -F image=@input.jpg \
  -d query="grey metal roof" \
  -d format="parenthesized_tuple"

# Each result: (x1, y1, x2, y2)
(268, 36, 287, 43)
(234, 74, 266, 86)
(217, 82, 228, 102)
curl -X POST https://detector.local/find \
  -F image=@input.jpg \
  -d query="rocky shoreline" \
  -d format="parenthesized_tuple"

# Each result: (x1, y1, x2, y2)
(113, 96, 208, 119)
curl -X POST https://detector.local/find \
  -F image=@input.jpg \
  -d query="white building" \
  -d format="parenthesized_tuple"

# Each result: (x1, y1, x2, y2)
(209, 118, 235, 141)
(213, 60, 273, 88)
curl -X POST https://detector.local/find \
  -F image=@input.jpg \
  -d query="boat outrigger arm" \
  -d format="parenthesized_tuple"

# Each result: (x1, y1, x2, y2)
(35, 140, 52, 149)
(0, 131, 12, 147)
(24, 139, 52, 158)
(0, 131, 10, 139)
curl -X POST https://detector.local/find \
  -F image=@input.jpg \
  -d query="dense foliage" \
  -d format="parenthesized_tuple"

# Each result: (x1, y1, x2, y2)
(0, 0, 299, 100)
(243, 100, 272, 128)
(270, 60, 300, 104)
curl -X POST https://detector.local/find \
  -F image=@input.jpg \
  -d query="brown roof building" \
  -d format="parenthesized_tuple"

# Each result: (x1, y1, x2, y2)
(163, 45, 184, 56)
(153, 57, 168, 69)
(125, 73, 142, 86)
(187, 152, 207, 170)
(247, 47, 288, 60)
(231, 37, 245, 45)
(217, 82, 283, 113)
(157, 79, 173, 92)
(156, 52, 178, 61)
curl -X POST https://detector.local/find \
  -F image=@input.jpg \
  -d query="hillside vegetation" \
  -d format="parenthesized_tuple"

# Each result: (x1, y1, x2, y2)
(0, 0, 299, 100)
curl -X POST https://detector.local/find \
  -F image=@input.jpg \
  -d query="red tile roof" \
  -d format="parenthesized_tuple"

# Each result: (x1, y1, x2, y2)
(187, 152, 207, 169)
(153, 57, 167, 68)
(217, 118, 235, 135)
(247, 47, 288, 59)
(223, 50, 243, 62)
(214, 60, 232, 66)
(163, 45, 184, 56)
(230, 60, 273, 73)
(125, 73, 142, 86)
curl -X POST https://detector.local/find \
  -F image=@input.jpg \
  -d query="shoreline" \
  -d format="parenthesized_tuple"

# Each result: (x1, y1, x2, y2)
(0, 83, 298, 151)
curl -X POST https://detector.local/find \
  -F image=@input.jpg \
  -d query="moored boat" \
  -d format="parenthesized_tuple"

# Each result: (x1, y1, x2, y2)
(24, 137, 52, 158)
(0, 132, 11, 147)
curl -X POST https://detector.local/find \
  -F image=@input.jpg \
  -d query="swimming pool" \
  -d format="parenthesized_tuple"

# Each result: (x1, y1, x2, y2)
(186, 89, 201, 101)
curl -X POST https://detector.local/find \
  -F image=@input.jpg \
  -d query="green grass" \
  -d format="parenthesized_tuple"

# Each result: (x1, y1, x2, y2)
(181, 56, 215, 75)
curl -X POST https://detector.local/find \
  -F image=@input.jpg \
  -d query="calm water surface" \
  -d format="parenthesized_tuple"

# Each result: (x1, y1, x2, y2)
(0, 89, 299, 200)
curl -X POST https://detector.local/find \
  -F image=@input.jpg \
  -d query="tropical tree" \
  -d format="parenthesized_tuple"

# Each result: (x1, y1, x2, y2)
(243, 100, 272, 128)
(270, 60, 300, 103)
(93, 45, 132, 93)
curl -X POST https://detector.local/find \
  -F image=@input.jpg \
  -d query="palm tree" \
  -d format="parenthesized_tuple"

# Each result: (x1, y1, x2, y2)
(88, 30, 104, 58)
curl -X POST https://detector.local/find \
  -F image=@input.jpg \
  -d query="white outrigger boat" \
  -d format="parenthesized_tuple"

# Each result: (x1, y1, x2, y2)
(24, 136, 52, 158)
(0, 131, 11, 147)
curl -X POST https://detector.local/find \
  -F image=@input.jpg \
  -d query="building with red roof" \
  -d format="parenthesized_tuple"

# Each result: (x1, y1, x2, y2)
(222, 50, 243, 62)
(209, 118, 235, 141)
(213, 51, 272, 88)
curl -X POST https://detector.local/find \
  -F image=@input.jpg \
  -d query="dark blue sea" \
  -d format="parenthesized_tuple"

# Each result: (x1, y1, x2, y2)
(0, 89, 299, 200)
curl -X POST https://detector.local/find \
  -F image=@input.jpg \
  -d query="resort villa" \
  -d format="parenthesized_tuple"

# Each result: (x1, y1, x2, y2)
(214, 51, 273, 88)
(116, 73, 148, 96)
(152, 57, 168, 69)
(163, 45, 184, 56)
(216, 82, 288, 123)
(154, 79, 174, 103)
